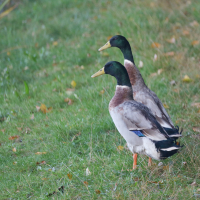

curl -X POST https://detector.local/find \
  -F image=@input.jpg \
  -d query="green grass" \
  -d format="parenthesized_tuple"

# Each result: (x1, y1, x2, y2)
(0, 0, 200, 199)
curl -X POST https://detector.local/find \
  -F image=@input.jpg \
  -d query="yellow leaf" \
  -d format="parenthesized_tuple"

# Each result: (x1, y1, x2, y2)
(163, 165, 169, 170)
(163, 104, 169, 109)
(42, 178, 48, 180)
(67, 173, 72, 180)
(182, 75, 192, 82)
(117, 145, 124, 151)
(35, 152, 47, 155)
(12, 148, 16, 152)
(99, 90, 105, 95)
(40, 104, 47, 114)
(53, 41, 58, 46)
(191, 40, 199, 46)
(101, 52, 109, 57)
(71, 80, 76, 88)
(166, 36, 175, 44)
(151, 42, 161, 48)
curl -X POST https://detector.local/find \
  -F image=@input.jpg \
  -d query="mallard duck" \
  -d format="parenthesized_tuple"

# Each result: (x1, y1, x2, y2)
(91, 61, 182, 169)
(99, 35, 182, 166)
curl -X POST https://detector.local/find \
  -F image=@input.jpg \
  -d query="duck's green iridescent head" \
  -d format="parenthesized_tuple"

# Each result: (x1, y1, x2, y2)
(98, 35, 134, 64)
(98, 35, 129, 51)
(91, 61, 131, 87)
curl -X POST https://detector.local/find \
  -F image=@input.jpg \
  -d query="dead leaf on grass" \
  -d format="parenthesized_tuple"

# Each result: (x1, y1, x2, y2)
(163, 104, 169, 109)
(153, 54, 157, 62)
(64, 98, 73, 105)
(84, 181, 88, 186)
(151, 42, 161, 48)
(190, 182, 197, 186)
(164, 51, 175, 57)
(36, 161, 46, 165)
(12, 148, 16, 152)
(13, 161, 17, 165)
(99, 90, 105, 95)
(117, 145, 124, 151)
(9, 135, 19, 140)
(190, 21, 199, 27)
(52, 41, 58, 46)
(95, 189, 101, 194)
(30, 114, 34, 120)
(191, 103, 200, 108)
(71, 80, 76, 88)
(17, 127, 22, 131)
(182, 75, 192, 82)
(1, 129, 5, 133)
(166, 36, 176, 44)
(86, 167, 91, 176)
(193, 127, 200, 133)
(138, 61, 143, 68)
(35, 152, 47, 155)
(36, 105, 40, 112)
(191, 40, 199, 46)
(67, 173, 72, 180)
(182, 30, 190, 36)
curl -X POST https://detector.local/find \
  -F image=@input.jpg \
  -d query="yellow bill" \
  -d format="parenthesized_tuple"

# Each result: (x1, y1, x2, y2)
(91, 67, 105, 78)
(98, 41, 111, 51)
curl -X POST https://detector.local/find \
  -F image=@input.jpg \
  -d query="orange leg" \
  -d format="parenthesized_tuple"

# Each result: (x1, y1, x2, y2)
(148, 157, 152, 167)
(133, 153, 138, 169)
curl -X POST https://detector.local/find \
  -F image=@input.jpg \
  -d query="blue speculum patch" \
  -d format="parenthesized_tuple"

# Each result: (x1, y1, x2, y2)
(131, 130, 145, 137)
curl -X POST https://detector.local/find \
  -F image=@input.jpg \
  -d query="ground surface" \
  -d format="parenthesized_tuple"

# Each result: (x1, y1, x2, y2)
(0, 0, 200, 199)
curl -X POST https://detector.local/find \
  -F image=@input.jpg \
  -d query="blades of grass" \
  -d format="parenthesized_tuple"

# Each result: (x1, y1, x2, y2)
(24, 81, 29, 96)
(0, 0, 9, 12)
(0, 3, 18, 19)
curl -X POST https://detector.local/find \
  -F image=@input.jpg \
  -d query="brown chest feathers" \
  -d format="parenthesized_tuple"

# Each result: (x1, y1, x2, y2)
(109, 86, 133, 108)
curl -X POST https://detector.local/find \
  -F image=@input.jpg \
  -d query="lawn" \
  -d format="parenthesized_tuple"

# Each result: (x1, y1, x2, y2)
(0, 0, 200, 199)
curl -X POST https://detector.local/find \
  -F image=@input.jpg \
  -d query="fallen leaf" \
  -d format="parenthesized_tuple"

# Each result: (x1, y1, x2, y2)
(190, 182, 197, 186)
(117, 145, 124, 151)
(17, 127, 22, 131)
(150, 72, 157, 77)
(164, 51, 175, 57)
(182, 162, 187, 165)
(7, 52, 10, 56)
(13, 161, 17, 165)
(153, 54, 157, 62)
(64, 98, 73, 105)
(12, 148, 16, 152)
(138, 61, 143, 68)
(9, 135, 19, 140)
(193, 127, 200, 133)
(66, 88, 75, 95)
(157, 69, 163, 75)
(86, 167, 91, 176)
(151, 42, 161, 48)
(67, 173, 72, 180)
(101, 52, 109, 57)
(192, 40, 199, 46)
(163, 104, 169, 109)
(53, 41, 58, 46)
(1, 129, 5, 133)
(158, 162, 163, 166)
(191, 103, 200, 108)
(182, 75, 192, 82)
(24, 66, 29, 70)
(40, 104, 47, 113)
(47, 107, 53, 112)
(190, 20, 199, 27)
(35, 152, 47, 155)
(99, 90, 105, 95)
(42, 178, 48, 180)
(95, 190, 101, 194)
(71, 80, 76, 88)
(166, 36, 176, 44)
(36, 105, 40, 112)
(182, 30, 190, 36)
(84, 181, 88, 186)
(30, 114, 34, 120)
(163, 165, 169, 170)
(36, 160, 46, 165)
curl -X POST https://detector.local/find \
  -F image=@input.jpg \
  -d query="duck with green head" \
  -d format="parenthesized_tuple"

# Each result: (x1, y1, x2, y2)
(99, 35, 180, 135)
(91, 61, 181, 169)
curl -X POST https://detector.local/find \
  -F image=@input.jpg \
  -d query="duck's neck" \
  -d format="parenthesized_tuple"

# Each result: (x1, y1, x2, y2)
(121, 44, 135, 65)
(109, 85, 133, 108)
